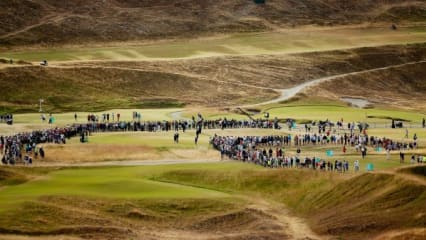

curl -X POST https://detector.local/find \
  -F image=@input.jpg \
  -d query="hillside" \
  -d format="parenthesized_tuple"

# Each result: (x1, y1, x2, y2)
(1, 43, 425, 112)
(157, 165, 426, 240)
(1, 0, 425, 46)
(1, 164, 424, 240)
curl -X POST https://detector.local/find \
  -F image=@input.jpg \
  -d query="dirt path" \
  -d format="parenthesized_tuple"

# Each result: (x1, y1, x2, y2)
(244, 196, 323, 240)
(243, 60, 426, 107)
(0, 13, 87, 40)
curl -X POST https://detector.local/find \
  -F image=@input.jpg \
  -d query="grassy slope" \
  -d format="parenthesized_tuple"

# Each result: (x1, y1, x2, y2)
(306, 61, 426, 111)
(0, 65, 277, 112)
(0, 163, 424, 239)
(0, 164, 234, 211)
(1, 0, 425, 47)
(2, 27, 426, 61)
(0, 164, 247, 238)
(157, 165, 426, 239)
(1, 43, 426, 113)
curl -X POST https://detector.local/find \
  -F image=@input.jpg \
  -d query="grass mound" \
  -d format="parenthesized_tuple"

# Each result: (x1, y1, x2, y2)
(308, 173, 426, 239)
(0, 195, 248, 239)
(0, 168, 28, 186)
(398, 166, 426, 179)
(157, 165, 426, 240)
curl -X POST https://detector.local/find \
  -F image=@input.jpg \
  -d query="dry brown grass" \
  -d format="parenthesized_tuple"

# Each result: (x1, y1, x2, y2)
(306, 61, 426, 110)
(304, 172, 426, 240)
(42, 144, 160, 163)
(40, 144, 219, 164)
(0, 64, 278, 111)
(1, 0, 424, 46)
(0, 195, 290, 240)
(1, 43, 425, 112)
(73, 43, 426, 90)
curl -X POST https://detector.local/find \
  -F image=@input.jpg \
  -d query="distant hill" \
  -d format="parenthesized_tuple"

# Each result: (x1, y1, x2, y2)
(1, 0, 425, 46)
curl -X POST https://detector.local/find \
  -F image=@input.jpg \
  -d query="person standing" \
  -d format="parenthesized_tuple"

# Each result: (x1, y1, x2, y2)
(361, 146, 367, 159)
(405, 128, 409, 138)
(39, 146, 45, 158)
(423, 118, 425, 128)
(400, 151, 405, 163)
(74, 113, 78, 121)
(354, 160, 360, 172)
(386, 148, 391, 160)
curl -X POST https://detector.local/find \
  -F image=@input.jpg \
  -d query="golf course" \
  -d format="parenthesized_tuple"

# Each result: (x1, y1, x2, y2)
(1, 0, 426, 239)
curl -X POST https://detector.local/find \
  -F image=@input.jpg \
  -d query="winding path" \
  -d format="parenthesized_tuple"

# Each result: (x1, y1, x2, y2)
(243, 60, 426, 108)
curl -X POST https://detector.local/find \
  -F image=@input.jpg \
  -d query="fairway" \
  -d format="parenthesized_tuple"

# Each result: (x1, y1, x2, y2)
(2, 27, 426, 62)
(0, 164, 238, 211)
(4, 103, 425, 131)
(13, 108, 183, 124)
(257, 104, 426, 124)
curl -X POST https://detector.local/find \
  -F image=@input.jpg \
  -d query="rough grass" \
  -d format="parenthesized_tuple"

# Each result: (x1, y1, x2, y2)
(41, 131, 218, 163)
(1, 43, 426, 113)
(0, 168, 28, 186)
(0, 196, 244, 239)
(398, 165, 426, 179)
(155, 166, 346, 209)
(12, 108, 183, 124)
(0, 65, 277, 112)
(2, 27, 426, 61)
(1, 43, 426, 112)
(156, 164, 426, 239)
(0, 163, 424, 239)
(307, 173, 426, 239)
(306, 60, 426, 111)
(1, 0, 425, 47)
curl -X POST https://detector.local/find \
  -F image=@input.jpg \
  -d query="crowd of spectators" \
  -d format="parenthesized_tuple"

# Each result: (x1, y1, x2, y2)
(1, 127, 78, 165)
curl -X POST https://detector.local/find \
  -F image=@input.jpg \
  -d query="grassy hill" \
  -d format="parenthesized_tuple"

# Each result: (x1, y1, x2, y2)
(1, 0, 425, 46)
(1, 164, 424, 239)
(1, 43, 425, 112)
(157, 165, 426, 240)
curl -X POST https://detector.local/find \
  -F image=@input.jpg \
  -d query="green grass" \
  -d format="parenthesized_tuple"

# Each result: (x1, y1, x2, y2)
(154, 164, 343, 211)
(0, 161, 344, 213)
(0, 162, 424, 238)
(12, 108, 183, 124)
(2, 27, 426, 62)
(256, 104, 426, 124)
(8, 102, 425, 127)
(0, 164, 239, 212)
